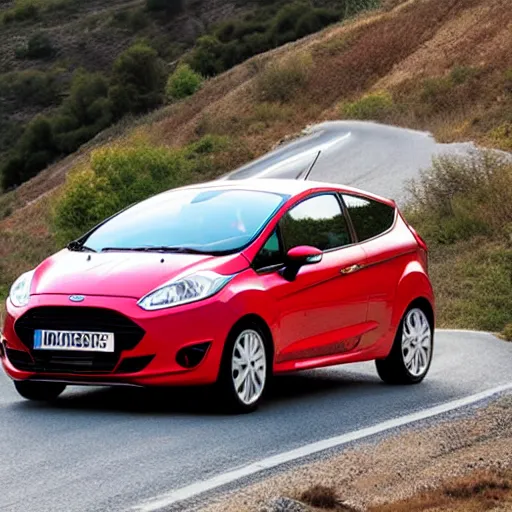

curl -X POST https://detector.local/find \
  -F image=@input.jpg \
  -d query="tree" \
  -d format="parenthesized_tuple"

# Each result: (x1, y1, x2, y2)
(187, 36, 226, 77)
(109, 43, 165, 115)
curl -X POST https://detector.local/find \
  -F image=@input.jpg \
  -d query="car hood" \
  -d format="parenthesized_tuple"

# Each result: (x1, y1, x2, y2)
(31, 250, 250, 299)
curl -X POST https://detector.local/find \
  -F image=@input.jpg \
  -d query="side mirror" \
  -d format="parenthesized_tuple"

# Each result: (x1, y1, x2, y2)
(281, 246, 323, 281)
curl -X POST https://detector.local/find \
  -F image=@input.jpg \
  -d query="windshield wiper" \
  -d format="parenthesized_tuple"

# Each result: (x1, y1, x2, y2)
(67, 240, 97, 253)
(101, 246, 211, 255)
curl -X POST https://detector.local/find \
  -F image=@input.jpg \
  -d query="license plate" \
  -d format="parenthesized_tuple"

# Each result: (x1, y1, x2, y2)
(34, 330, 115, 353)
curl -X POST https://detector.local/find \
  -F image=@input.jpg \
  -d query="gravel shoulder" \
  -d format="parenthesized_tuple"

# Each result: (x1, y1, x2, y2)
(199, 393, 512, 512)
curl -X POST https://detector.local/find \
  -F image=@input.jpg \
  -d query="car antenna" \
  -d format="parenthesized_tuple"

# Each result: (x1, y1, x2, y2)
(297, 150, 321, 181)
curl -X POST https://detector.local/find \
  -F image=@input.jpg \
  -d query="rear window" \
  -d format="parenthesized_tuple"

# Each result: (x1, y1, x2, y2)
(342, 195, 395, 242)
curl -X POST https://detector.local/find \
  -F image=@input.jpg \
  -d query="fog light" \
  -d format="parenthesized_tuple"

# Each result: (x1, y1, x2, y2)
(176, 342, 211, 369)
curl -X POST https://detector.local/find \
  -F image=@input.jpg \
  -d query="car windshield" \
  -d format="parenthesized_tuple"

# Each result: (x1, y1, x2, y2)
(81, 188, 288, 254)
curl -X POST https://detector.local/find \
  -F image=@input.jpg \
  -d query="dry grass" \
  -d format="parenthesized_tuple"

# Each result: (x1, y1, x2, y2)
(370, 471, 512, 512)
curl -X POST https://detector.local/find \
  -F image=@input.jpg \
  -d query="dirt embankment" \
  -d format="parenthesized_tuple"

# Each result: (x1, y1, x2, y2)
(200, 395, 512, 512)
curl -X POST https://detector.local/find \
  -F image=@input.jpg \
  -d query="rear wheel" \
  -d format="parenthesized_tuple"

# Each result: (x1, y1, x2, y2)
(14, 381, 66, 402)
(216, 322, 270, 413)
(376, 306, 433, 384)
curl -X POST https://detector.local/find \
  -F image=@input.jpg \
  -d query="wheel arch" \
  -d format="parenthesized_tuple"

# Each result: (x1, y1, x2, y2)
(227, 314, 275, 364)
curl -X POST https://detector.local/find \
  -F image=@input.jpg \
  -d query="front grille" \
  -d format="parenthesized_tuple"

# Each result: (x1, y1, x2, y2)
(14, 307, 145, 374)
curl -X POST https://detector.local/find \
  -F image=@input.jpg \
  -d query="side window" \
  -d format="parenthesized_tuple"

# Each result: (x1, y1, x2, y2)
(253, 230, 283, 270)
(343, 195, 396, 242)
(280, 194, 351, 252)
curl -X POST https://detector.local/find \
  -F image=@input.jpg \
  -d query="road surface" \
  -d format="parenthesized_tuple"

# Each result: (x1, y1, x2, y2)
(225, 121, 481, 203)
(1, 332, 512, 512)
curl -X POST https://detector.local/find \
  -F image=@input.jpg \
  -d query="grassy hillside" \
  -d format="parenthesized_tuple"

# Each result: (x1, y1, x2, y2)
(1, 0, 511, 335)
(0, 0, 369, 190)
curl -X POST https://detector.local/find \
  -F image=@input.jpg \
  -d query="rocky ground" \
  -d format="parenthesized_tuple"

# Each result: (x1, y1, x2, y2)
(199, 394, 512, 512)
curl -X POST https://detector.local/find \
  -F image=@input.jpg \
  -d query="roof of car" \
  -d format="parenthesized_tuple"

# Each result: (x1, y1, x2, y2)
(176, 179, 396, 206)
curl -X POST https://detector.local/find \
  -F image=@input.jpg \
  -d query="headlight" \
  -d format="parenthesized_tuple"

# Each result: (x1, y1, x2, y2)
(9, 270, 35, 308)
(138, 271, 234, 311)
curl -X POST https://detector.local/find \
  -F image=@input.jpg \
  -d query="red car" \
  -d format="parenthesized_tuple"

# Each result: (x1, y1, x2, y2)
(1, 180, 434, 412)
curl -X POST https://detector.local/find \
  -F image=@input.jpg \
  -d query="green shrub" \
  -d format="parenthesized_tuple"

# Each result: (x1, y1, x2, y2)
(0, 69, 60, 106)
(407, 152, 512, 244)
(3, 2, 39, 24)
(255, 53, 313, 102)
(450, 65, 477, 85)
(165, 64, 203, 102)
(187, 35, 226, 77)
(14, 32, 56, 60)
(340, 91, 395, 120)
(24, 32, 56, 59)
(420, 76, 454, 111)
(269, 2, 306, 46)
(109, 42, 165, 115)
(1, 115, 57, 190)
(53, 69, 112, 153)
(295, 8, 339, 39)
(186, 134, 229, 156)
(53, 143, 192, 243)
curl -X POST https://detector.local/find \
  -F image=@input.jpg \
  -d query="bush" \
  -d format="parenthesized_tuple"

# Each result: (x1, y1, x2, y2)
(21, 32, 56, 59)
(109, 42, 165, 115)
(3, 3, 39, 24)
(165, 64, 203, 102)
(53, 143, 192, 243)
(255, 53, 313, 102)
(407, 152, 512, 244)
(295, 8, 339, 39)
(1, 115, 57, 190)
(53, 69, 112, 153)
(187, 35, 226, 77)
(0, 69, 59, 106)
(340, 91, 395, 120)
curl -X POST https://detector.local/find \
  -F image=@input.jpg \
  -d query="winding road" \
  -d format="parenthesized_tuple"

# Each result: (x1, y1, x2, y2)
(2, 122, 511, 512)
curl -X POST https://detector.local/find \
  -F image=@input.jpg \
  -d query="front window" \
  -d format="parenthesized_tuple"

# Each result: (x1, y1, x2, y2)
(81, 188, 288, 254)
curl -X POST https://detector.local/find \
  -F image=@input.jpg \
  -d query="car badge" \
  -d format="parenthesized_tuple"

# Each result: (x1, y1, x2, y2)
(69, 295, 85, 303)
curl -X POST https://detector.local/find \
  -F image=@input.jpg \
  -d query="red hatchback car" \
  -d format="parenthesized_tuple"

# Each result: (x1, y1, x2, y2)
(1, 180, 434, 412)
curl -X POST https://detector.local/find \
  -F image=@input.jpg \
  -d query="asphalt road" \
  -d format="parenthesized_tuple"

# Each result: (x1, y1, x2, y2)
(1, 332, 512, 512)
(2, 122, 511, 512)
(225, 121, 481, 203)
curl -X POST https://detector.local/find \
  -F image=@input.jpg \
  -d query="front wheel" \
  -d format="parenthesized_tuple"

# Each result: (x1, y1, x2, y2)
(376, 306, 433, 385)
(216, 323, 271, 413)
(14, 381, 66, 402)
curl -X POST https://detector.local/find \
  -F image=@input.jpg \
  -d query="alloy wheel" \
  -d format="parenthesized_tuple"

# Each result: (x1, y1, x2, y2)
(401, 308, 432, 377)
(231, 329, 267, 406)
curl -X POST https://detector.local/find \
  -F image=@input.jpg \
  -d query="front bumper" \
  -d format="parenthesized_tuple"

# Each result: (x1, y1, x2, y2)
(1, 292, 239, 387)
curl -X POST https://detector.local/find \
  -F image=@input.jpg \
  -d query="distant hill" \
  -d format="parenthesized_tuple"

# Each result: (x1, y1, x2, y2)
(0, 0, 366, 190)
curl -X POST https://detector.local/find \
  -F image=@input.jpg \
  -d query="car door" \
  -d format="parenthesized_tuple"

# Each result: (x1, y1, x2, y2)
(254, 193, 371, 364)
(342, 194, 401, 350)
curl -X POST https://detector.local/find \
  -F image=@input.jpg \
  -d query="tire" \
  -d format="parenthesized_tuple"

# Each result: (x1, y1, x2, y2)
(376, 306, 434, 385)
(216, 321, 271, 414)
(14, 381, 66, 402)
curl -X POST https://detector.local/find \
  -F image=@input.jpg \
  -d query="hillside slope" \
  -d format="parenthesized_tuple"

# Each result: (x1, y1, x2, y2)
(1, 0, 511, 330)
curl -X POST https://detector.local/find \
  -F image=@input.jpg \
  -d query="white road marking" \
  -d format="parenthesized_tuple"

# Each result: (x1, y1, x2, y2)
(133, 382, 512, 512)
(256, 132, 352, 178)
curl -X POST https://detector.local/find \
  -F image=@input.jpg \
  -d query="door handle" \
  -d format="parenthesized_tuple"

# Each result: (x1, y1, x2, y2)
(340, 264, 362, 275)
